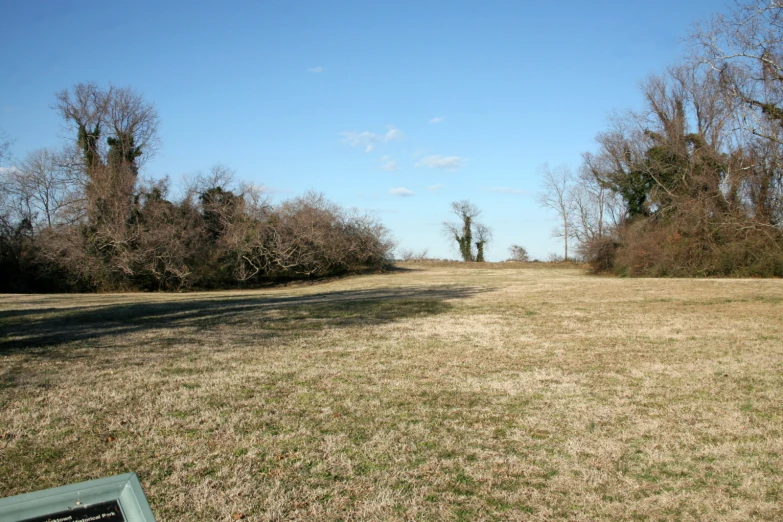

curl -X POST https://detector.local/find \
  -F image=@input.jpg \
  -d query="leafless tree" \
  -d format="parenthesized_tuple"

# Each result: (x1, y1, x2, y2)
(689, 0, 783, 227)
(537, 164, 576, 260)
(691, 0, 783, 144)
(569, 164, 625, 245)
(7, 148, 85, 229)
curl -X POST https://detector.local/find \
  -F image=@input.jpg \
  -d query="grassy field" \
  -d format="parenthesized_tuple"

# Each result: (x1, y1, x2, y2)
(1, 262, 782, 521)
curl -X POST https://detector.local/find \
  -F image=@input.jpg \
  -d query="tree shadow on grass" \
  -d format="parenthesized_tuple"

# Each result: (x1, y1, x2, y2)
(0, 285, 487, 356)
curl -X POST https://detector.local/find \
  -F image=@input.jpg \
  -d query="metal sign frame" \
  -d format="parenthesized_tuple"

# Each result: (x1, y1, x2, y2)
(0, 473, 156, 522)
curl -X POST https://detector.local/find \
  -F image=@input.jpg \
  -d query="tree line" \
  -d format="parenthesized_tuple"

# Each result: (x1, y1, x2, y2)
(539, 0, 783, 277)
(0, 84, 393, 292)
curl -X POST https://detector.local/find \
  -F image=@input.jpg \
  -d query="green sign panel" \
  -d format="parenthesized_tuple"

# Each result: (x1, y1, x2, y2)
(0, 473, 155, 522)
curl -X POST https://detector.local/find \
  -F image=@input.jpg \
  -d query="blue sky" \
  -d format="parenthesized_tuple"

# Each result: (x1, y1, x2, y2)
(1, 0, 725, 260)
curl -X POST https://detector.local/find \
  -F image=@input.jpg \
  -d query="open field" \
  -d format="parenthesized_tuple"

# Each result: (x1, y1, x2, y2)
(1, 263, 782, 521)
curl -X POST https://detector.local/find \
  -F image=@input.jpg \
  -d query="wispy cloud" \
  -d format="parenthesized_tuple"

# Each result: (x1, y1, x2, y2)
(428, 184, 445, 192)
(380, 155, 399, 172)
(341, 126, 403, 153)
(341, 131, 380, 152)
(357, 206, 400, 214)
(384, 126, 403, 141)
(483, 187, 528, 195)
(307, 66, 326, 73)
(416, 155, 467, 171)
(428, 116, 445, 124)
(390, 187, 414, 197)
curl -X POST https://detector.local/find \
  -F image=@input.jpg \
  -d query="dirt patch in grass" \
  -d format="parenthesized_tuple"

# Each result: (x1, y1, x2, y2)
(1, 266, 782, 520)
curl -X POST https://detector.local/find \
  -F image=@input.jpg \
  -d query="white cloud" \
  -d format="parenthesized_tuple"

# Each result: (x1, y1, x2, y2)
(416, 155, 467, 171)
(429, 116, 445, 124)
(341, 125, 403, 153)
(389, 187, 414, 197)
(384, 126, 403, 141)
(428, 184, 445, 192)
(358, 206, 400, 214)
(307, 66, 326, 73)
(379, 156, 399, 172)
(483, 187, 528, 195)
(341, 131, 380, 152)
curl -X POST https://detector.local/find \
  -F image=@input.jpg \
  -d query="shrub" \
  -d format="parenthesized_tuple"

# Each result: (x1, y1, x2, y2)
(508, 244, 529, 262)
(578, 236, 618, 274)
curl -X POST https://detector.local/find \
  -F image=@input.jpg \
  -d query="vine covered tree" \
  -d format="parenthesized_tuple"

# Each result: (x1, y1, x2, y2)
(443, 200, 493, 262)
(474, 222, 492, 262)
(54, 83, 159, 228)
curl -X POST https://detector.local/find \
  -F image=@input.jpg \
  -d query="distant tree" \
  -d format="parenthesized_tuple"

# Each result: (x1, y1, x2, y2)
(444, 200, 478, 262)
(508, 244, 529, 262)
(443, 200, 493, 262)
(398, 247, 429, 261)
(537, 164, 576, 261)
(547, 252, 564, 263)
(474, 222, 492, 262)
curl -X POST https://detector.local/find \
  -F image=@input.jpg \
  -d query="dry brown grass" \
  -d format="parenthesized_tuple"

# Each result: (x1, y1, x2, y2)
(1, 263, 782, 521)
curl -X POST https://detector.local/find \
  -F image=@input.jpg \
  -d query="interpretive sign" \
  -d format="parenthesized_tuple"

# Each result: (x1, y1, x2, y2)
(16, 500, 124, 522)
(0, 473, 155, 522)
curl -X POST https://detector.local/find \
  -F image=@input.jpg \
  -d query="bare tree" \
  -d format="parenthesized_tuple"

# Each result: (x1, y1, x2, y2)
(9, 148, 84, 229)
(691, 0, 783, 144)
(537, 164, 575, 261)
(569, 165, 624, 246)
(689, 0, 783, 227)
